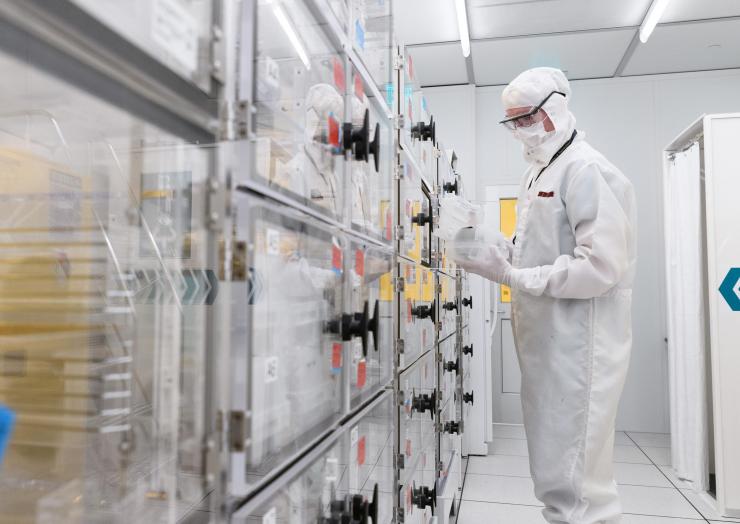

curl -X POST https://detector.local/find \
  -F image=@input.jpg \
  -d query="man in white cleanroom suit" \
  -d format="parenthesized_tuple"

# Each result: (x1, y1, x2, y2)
(457, 67, 636, 523)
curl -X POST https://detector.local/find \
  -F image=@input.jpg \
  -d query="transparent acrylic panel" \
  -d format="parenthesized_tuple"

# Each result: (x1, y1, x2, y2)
(398, 350, 435, 477)
(438, 400, 461, 484)
(399, 435, 436, 524)
(347, 241, 393, 409)
(231, 193, 344, 494)
(350, 0, 393, 97)
(69, 0, 215, 92)
(0, 49, 220, 523)
(348, 64, 394, 242)
(252, 0, 346, 219)
(438, 336, 457, 410)
(398, 261, 435, 369)
(437, 273, 457, 340)
(236, 393, 394, 524)
(399, 152, 431, 265)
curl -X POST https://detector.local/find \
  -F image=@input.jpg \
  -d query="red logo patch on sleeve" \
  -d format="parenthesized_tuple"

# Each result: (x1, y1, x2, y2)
(537, 191, 555, 198)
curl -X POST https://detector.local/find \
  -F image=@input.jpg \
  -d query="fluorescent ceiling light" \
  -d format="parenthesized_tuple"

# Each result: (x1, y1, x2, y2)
(639, 0, 672, 43)
(455, 0, 471, 57)
(268, 0, 311, 70)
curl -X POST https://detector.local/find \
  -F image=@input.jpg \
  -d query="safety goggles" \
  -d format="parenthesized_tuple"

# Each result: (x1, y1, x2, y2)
(499, 90, 566, 131)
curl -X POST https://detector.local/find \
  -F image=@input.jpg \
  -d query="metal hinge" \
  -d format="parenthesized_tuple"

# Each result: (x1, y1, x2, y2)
(210, 25, 225, 82)
(235, 100, 250, 139)
(395, 454, 405, 469)
(397, 390, 405, 405)
(433, 146, 441, 159)
(397, 338, 405, 354)
(228, 411, 246, 452)
(393, 54, 404, 70)
(436, 460, 444, 472)
(436, 283, 442, 294)
(394, 114, 405, 130)
(394, 164, 404, 180)
(396, 225, 405, 240)
(396, 507, 405, 523)
(435, 352, 443, 363)
(395, 276, 405, 292)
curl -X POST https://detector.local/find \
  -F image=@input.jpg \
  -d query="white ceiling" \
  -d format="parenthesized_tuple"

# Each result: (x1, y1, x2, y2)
(396, 0, 740, 87)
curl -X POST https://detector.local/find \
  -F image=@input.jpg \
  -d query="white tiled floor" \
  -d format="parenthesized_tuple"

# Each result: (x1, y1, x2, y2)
(457, 429, 729, 523)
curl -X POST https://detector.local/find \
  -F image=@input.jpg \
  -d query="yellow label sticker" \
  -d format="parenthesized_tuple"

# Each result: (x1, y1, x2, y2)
(500, 198, 517, 303)
(379, 272, 393, 302)
(421, 267, 434, 302)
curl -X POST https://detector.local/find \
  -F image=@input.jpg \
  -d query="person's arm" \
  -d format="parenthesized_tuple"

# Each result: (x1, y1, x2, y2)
(510, 163, 632, 299)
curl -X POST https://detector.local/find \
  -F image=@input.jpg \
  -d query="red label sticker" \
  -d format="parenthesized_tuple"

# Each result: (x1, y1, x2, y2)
(328, 116, 340, 147)
(332, 343, 342, 369)
(333, 57, 345, 91)
(405, 438, 412, 456)
(332, 242, 342, 272)
(354, 73, 365, 100)
(355, 249, 365, 277)
(408, 54, 414, 80)
(407, 300, 412, 322)
(357, 436, 366, 465)
(422, 329, 427, 346)
(357, 359, 367, 388)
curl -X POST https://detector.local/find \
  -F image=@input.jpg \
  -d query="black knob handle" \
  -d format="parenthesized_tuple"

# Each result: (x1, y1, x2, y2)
(463, 344, 473, 357)
(410, 211, 432, 226)
(411, 301, 435, 323)
(368, 483, 379, 524)
(463, 391, 474, 405)
(442, 301, 457, 311)
(444, 357, 459, 374)
(462, 296, 473, 308)
(411, 484, 436, 512)
(411, 390, 436, 419)
(411, 115, 435, 143)
(335, 301, 378, 357)
(442, 179, 458, 195)
(368, 300, 380, 354)
(344, 109, 371, 161)
(444, 421, 460, 434)
(369, 123, 380, 173)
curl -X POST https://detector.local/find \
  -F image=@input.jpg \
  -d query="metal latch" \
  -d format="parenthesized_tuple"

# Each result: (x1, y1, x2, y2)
(396, 225, 405, 240)
(397, 338, 405, 354)
(228, 411, 246, 452)
(395, 454, 405, 469)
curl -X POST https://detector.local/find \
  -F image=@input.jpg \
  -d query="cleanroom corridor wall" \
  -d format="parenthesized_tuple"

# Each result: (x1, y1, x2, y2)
(428, 68, 740, 433)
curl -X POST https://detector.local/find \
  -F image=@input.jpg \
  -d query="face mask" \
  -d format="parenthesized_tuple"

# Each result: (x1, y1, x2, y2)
(512, 120, 556, 165)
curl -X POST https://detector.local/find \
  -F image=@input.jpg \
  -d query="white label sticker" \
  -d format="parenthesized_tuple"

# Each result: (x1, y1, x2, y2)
(350, 426, 359, 446)
(264, 356, 279, 383)
(325, 456, 339, 483)
(266, 228, 280, 255)
(152, 0, 199, 74)
(263, 55, 280, 87)
(262, 507, 277, 524)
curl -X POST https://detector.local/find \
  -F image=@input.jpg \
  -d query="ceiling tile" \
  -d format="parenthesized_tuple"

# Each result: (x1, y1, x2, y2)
(471, 28, 635, 85)
(661, 0, 740, 23)
(408, 43, 469, 87)
(393, 0, 460, 45)
(468, 0, 650, 39)
(623, 18, 740, 76)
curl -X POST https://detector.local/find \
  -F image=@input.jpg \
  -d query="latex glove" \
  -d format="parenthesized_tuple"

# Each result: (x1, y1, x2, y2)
(456, 244, 513, 286)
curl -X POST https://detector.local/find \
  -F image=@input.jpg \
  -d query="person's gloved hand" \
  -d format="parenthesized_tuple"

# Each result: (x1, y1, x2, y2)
(456, 244, 514, 286)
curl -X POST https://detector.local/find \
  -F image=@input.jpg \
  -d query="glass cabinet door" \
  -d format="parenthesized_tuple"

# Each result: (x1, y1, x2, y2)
(347, 241, 393, 409)
(350, 0, 393, 97)
(252, 0, 347, 220)
(230, 193, 345, 496)
(0, 47, 221, 522)
(348, 64, 394, 242)
(69, 0, 216, 92)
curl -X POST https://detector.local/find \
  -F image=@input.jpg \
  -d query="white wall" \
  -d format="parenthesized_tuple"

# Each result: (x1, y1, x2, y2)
(427, 68, 740, 433)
